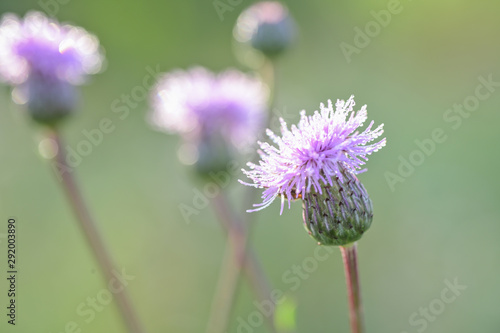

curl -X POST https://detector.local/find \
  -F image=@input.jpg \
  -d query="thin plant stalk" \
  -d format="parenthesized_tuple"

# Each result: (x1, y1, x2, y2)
(49, 128, 145, 333)
(206, 193, 276, 333)
(261, 57, 276, 107)
(340, 242, 364, 333)
(205, 233, 243, 333)
(205, 193, 247, 333)
(206, 59, 278, 333)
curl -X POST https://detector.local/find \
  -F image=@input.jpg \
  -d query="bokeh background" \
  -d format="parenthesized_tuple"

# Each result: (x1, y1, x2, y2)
(1, 0, 499, 332)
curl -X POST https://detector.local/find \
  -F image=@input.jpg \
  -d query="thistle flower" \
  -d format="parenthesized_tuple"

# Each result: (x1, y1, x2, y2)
(240, 96, 385, 245)
(149, 67, 268, 174)
(0, 11, 103, 85)
(234, 1, 296, 58)
(0, 11, 104, 123)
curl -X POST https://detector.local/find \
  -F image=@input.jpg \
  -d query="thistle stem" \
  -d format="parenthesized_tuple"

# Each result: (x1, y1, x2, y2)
(261, 57, 276, 106)
(206, 193, 276, 333)
(205, 201, 246, 333)
(206, 58, 278, 333)
(50, 128, 145, 333)
(340, 242, 364, 333)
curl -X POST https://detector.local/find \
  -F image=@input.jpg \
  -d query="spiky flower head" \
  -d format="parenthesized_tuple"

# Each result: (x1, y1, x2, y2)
(0, 11, 104, 124)
(150, 67, 268, 174)
(240, 96, 386, 245)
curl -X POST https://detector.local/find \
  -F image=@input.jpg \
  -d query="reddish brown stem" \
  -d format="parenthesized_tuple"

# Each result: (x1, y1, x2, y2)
(340, 243, 364, 333)
(51, 129, 145, 333)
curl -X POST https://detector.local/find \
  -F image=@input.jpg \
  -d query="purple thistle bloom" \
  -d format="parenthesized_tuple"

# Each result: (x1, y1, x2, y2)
(241, 96, 386, 214)
(0, 11, 104, 85)
(149, 67, 268, 151)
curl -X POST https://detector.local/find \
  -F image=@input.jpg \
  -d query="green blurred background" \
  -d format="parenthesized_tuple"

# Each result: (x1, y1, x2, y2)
(0, 0, 499, 332)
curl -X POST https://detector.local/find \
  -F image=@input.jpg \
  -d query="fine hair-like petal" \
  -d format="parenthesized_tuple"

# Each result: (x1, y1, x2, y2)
(240, 95, 386, 213)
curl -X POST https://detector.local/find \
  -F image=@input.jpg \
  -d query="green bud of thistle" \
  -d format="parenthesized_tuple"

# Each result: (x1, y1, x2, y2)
(234, 1, 296, 58)
(302, 169, 373, 246)
(194, 131, 232, 177)
(25, 74, 78, 126)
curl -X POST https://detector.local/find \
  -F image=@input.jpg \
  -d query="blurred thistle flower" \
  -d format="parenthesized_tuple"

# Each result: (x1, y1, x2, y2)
(149, 67, 268, 174)
(240, 96, 386, 245)
(234, 1, 296, 60)
(0, 11, 104, 124)
(0, 11, 103, 84)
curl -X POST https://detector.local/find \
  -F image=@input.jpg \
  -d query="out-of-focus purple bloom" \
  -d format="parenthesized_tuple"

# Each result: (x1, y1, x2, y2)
(0, 11, 104, 85)
(241, 96, 386, 213)
(149, 67, 268, 151)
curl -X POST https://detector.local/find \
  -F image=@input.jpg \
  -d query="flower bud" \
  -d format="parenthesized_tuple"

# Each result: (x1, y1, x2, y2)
(193, 131, 232, 177)
(302, 168, 373, 246)
(25, 73, 78, 125)
(234, 1, 296, 58)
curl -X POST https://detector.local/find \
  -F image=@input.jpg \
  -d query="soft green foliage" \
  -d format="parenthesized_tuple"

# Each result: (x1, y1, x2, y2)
(274, 295, 297, 332)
